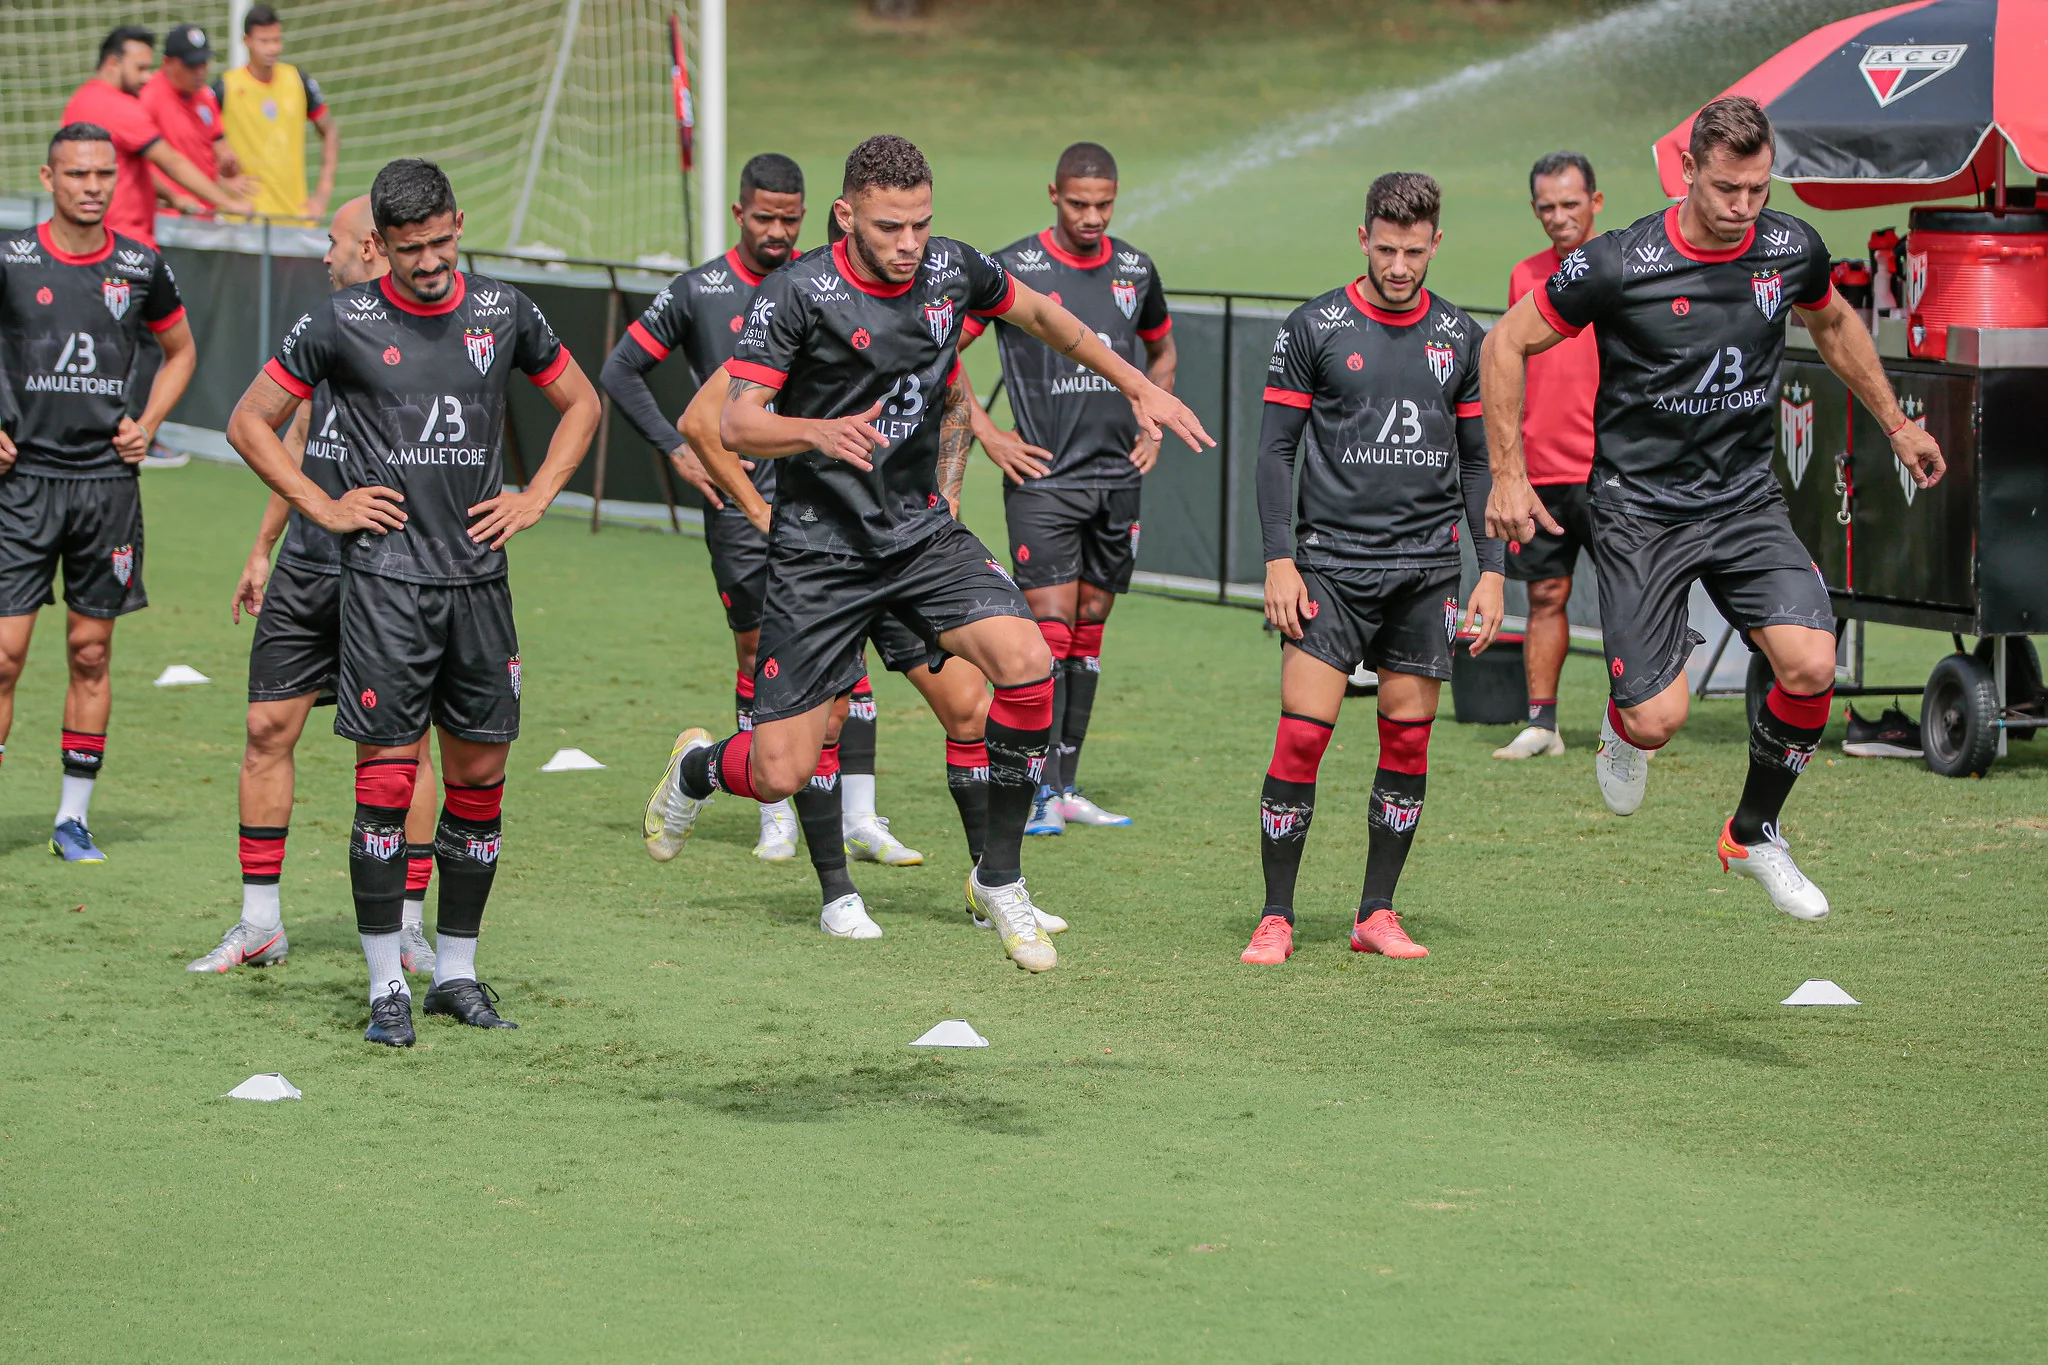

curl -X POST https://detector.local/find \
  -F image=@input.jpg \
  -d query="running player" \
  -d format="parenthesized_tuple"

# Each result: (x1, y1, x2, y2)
(0, 124, 195, 862)
(188, 196, 442, 975)
(227, 159, 602, 1044)
(645, 135, 1211, 971)
(1242, 172, 1504, 967)
(1482, 97, 1944, 919)
(959, 141, 1175, 835)
(1492, 151, 1602, 762)
(601, 152, 920, 867)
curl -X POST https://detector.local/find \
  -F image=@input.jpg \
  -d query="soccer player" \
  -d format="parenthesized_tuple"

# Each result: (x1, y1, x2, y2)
(1242, 172, 1505, 967)
(1492, 151, 1602, 762)
(645, 135, 1210, 971)
(215, 4, 340, 223)
(959, 141, 1175, 834)
(601, 152, 920, 866)
(1482, 97, 1944, 920)
(140, 24, 259, 217)
(188, 196, 442, 974)
(0, 125, 195, 861)
(227, 160, 602, 1045)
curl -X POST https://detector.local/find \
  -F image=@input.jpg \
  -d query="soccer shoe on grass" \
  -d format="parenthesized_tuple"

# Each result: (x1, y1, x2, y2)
(398, 922, 437, 976)
(820, 893, 883, 940)
(365, 984, 415, 1047)
(186, 920, 288, 973)
(966, 874, 1058, 971)
(1595, 712, 1650, 816)
(422, 978, 518, 1028)
(644, 727, 714, 862)
(1350, 908, 1428, 958)
(969, 895, 1068, 935)
(50, 819, 106, 863)
(1024, 789, 1066, 836)
(844, 814, 923, 865)
(1240, 915, 1295, 965)
(1057, 790, 1132, 826)
(1842, 704, 1924, 759)
(1717, 820, 1830, 921)
(754, 800, 798, 862)
(1492, 725, 1566, 760)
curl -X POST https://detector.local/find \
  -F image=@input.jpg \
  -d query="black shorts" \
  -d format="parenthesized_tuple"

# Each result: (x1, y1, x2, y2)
(702, 512, 923, 671)
(752, 519, 1034, 724)
(1004, 482, 1141, 593)
(0, 471, 146, 619)
(334, 571, 522, 745)
(1506, 479, 1596, 582)
(1291, 561, 1462, 682)
(248, 559, 340, 702)
(1591, 493, 1835, 707)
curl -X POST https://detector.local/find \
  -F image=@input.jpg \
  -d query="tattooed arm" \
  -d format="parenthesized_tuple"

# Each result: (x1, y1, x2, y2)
(937, 370, 974, 518)
(719, 375, 889, 469)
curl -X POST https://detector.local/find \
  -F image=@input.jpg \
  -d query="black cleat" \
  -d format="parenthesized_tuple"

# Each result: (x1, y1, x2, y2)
(422, 978, 518, 1029)
(365, 983, 415, 1047)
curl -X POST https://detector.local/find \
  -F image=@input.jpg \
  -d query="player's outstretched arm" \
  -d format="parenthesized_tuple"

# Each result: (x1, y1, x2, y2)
(467, 355, 603, 549)
(232, 406, 305, 624)
(1003, 280, 1214, 454)
(680, 364, 771, 534)
(720, 375, 887, 470)
(1806, 290, 1944, 488)
(115, 316, 197, 463)
(227, 371, 405, 536)
(951, 362, 1050, 485)
(1127, 329, 1179, 473)
(1478, 293, 1568, 545)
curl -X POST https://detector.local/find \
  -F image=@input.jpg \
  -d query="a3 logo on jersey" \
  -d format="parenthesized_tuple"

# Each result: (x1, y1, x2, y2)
(463, 328, 496, 375)
(1111, 280, 1137, 319)
(507, 653, 522, 699)
(1424, 340, 1456, 385)
(922, 298, 954, 344)
(1895, 394, 1928, 506)
(1780, 381, 1814, 488)
(101, 277, 130, 321)
(110, 544, 134, 587)
(1751, 269, 1783, 322)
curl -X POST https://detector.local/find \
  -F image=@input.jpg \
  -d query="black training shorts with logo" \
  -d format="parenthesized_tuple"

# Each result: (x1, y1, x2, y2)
(1004, 482, 1141, 593)
(1292, 562, 1462, 682)
(334, 570, 522, 745)
(1505, 479, 1596, 582)
(1592, 490, 1834, 707)
(248, 558, 341, 702)
(0, 471, 145, 618)
(703, 512, 925, 671)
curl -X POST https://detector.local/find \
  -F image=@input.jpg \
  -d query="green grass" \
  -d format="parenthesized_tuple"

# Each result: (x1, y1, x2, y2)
(2, 459, 2045, 1361)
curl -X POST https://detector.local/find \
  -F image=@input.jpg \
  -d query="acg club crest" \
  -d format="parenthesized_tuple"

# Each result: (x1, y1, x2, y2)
(1860, 44, 1967, 107)
(1894, 395, 1927, 506)
(1442, 596, 1459, 645)
(1424, 340, 1455, 385)
(101, 277, 130, 320)
(1780, 381, 1814, 488)
(1751, 269, 1783, 321)
(922, 297, 955, 344)
(464, 328, 496, 375)
(1906, 251, 1929, 311)
(110, 544, 134, 586)
(507, 653, 522, 699)
(465, 833, 501, 865)
(1111, 279, 1137, 319)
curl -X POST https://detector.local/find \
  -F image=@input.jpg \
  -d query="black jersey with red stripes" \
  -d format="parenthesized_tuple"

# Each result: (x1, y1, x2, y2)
(966, 230, 1170, 490)
(0, 222, 184, 477)
(274, 383, 350, 573)
(265, 271, 567, 585)
(1539, 204, 1834, 520)
(1260, 282, 1492, 570)
(728, 236, 1014, 557)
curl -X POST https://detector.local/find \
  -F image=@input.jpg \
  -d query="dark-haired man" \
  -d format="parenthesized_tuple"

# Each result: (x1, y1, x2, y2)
(1242, 171, 1504, 967)
(217, 4, 340, 223)
(0, 124, 194, 862)
(647, 134, 1211, 971)
(1483, 96, 1944, 920)
(228, 159, 602, 1044)
(960, 141, 1175, 834)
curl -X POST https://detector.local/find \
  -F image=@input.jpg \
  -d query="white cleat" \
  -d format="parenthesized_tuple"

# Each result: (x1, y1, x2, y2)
(186, 920, 288, 972)
(972, 902, 1069, 935)
(1595, 712, 1650, 816)
(645, 727, 714, 862)
(1718, 821, 1830, 921)
(844, 814, 923, 865)
(754, 800, 798, 862)
(1493, 724, 1567, 760)
(820, 892, 883, 939)
(1056, 790, 1132, 826)
(965, 873, 1058, 971)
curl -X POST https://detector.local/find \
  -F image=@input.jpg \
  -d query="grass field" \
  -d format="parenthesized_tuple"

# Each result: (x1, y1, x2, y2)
(2, 459, 2045, 1360)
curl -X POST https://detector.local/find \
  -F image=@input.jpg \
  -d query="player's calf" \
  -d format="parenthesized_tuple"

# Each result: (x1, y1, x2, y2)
(351, 757, 417, 1036)
(422, 779, 517, 1028)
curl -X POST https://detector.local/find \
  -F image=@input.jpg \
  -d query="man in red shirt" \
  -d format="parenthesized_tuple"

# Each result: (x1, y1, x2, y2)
(1492, 151, 1603, 761)
(139, 24, 256, 217)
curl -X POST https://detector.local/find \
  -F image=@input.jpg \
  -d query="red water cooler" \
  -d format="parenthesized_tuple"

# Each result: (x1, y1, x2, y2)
(1904, 207, 2048, 358)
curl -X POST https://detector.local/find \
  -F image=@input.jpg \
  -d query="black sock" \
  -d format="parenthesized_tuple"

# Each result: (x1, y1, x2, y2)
(1258, 775, 1315, 925)
(1732, 690, 1829, 844)
(792, 745, 856, 903)
(945, 736, 989, 863)
(1062, 651, 1101, 791)
(349, 802, 408, 935)
(840, 682, 877, 778)
(1528, 698, 1558, 731)
(1359, 768, 1426, 918)
(1045, 658, 1071, 794)
(432, 809, 501, 940)
(980, 710, 1051, 886)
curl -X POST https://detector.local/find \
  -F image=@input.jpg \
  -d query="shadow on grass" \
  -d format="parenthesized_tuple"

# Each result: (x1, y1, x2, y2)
(0, 814, 58, 858)
(660, 1056, 1042, 1134)
(1435, 1015, 1802, 1068)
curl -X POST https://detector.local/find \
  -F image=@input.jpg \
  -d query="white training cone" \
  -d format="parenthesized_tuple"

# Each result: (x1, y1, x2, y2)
(910, 1020, 990, 1048)
(540, 748, 606, 771)
(154, 664, 211, 686)
(1782, 979, 1859, 1006)
(224, 1073, 302, 1101)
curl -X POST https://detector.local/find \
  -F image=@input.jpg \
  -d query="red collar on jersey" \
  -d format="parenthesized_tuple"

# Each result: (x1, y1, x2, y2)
(832, 238, 914, 298)
(725, 246, 766, 287)
(1038, 227, 1110, 270)
(38, 220, 113, 266)
(1346, 278, 1431, 327)
(1663, 204, 1755, 263)
(380, 269, 468, 316)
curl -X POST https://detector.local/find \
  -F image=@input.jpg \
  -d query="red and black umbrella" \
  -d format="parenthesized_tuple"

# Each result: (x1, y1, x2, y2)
(1653, 0, 2048, 208)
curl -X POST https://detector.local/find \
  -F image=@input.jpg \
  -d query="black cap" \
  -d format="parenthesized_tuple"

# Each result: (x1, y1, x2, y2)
(164, 24, 212, 64)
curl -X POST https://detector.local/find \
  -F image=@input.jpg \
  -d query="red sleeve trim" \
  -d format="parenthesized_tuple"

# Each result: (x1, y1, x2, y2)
(527, 346, 572, 388)
(1532, 287, 1583, 340)
(144, 305, 186, 334)
(1455, 400, 1484, 419)
(971, 274, 1018, 319)
(1263, 386, 1312, 409)
(960, 315, 988, 339)
(625, 319, 671, 362)
(1137, 316, 1174, 342)
(1793, 282, 1836, 313)
(726, 359, 786, 390)
(948, 359, 962, 385)
(263, 358, 313, 399)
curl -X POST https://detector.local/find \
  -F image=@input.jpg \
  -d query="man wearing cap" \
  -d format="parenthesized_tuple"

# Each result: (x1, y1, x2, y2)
(140, 24, 259, 218)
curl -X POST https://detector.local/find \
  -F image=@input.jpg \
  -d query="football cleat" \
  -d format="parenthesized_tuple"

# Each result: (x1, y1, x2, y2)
(970, 898, 1068, 935)
(50, 819, 106, 863)
(1492, 725, 1567, 760)
(644, 727, 714, 861)
(820, 892, 883, 939)
(1056, 790, 1132, 826)
(398, 922, 437, 976)
(1717, 820, 1830, 921)
(1350, 908, 1428, 958)
(186, 920, 289, 973)
(1841, 705, 1924, 759)
(754, 800, 798, 862)
(844, 814, 923, 865)
(1595, 712, 1650, 816)
(365, 984, 415, 1046)
(1240, 914, 1295, 965)
(1024, 788, 1066, 836)
(422, 978, 518, 1029)
(966, 873, 1057, 971)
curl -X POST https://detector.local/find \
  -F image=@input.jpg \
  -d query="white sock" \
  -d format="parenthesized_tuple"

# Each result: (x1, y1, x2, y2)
(401, 896, 425, 928)
(760, 798, 792, 828)
(361, 932, 407, 1003)
(242, 883, 283, 932)
(841, 773, 877, 827)
(432, 935, 477, 986)
(55, 774, 95, 827)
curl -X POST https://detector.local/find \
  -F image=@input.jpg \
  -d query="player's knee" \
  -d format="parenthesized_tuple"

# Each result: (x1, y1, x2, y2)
(67, 637, 110, 680)
(1526, 577, 1572, 613)
(1773, 653, 1836, 697)
(1619, 696, 1685, 747)
(244, 706, 298, 757)
(749, 752, 808, 802)
(1269, 713, 1335, 782)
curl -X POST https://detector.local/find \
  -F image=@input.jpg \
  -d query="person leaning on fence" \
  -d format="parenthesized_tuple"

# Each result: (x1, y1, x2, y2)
(214, 4, 339, 223)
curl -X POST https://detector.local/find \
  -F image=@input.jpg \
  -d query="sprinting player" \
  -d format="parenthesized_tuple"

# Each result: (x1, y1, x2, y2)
(645, 135, 1211, 971)
(1482, 97, 1944, 919)
(215, 4, 341, 223)
(189, 196, 441, 975)
(601, 152, 920, 866)
(1243, 172, 1505, 967)
(959, 141, 1175, 835)
(0, 124, 195, 862)
(227, 159, 602, 1045)
(1492, 151, 1602, 762)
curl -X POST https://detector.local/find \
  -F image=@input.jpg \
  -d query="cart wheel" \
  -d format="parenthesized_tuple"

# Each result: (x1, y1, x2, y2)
(1973, 636, 2044, 741)
(1743, 652, 1773, 731)
(1922, 653, 2000, 777)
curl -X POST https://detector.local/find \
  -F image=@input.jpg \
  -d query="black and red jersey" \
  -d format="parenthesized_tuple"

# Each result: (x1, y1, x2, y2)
(729, 236, 1014, 556)
(1259, 282, 1500, 574)
(1540, 205, 1834, 520)
(264, 271, 568, 585)
(274, 383, 350, 573)
(0, 222, 184, 477)
(967, 230, 1170, 489)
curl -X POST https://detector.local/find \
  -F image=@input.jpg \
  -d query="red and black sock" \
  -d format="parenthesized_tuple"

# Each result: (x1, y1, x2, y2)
(405, 843, 435, 898)
(680, 730, 759, 801)
(1038, 620, 1073, 794)
(945, 736, 990, 863)
(1259, 712, 1332, 925)
(1732, 684, 1832, 844)
(979, 678, 1054, 885)
(351, 758, 417, 935)
(60, 729, 104, 778)
(1062, 619, 1105, 790)
(840, 676, 877, 779)
(238, 824, 288, 885)
(791, 743, 856, 903)
(434, 780, 503, 940)
(1527, 697, 1558, 731)
(735, 669, 756, 733)
(1360, 715, 1432, 919)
